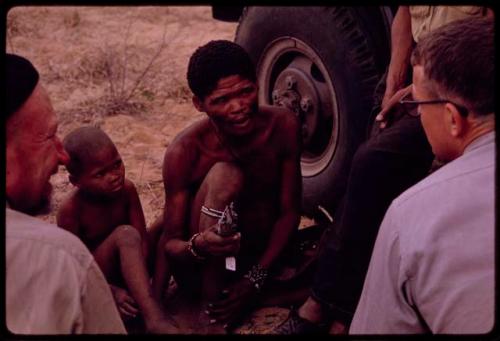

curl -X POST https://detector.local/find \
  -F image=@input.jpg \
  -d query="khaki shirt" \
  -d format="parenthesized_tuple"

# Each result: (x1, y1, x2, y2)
(410, 6, 488, 42)
(6, 208, 126, 334)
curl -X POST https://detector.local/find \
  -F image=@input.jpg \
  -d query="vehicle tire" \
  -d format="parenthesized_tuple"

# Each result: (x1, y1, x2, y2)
(235, 7, 390, 217)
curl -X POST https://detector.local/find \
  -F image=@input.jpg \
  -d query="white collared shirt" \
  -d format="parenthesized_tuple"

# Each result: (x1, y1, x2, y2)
(6, 207, 126, 334)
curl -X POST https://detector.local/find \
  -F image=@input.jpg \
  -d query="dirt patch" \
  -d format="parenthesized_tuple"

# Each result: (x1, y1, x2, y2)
(7, 6, 293, 334)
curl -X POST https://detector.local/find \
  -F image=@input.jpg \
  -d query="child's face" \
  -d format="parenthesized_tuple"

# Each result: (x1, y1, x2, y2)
(75, 146, 125, 196)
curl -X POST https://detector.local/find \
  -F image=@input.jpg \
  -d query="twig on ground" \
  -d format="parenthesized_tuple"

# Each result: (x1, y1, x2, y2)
(124, 19, 169, 102)
(120, 18, 134, 98)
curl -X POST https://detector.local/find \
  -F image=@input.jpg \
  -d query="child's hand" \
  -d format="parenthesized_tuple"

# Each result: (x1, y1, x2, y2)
(110, 285, 139, 321)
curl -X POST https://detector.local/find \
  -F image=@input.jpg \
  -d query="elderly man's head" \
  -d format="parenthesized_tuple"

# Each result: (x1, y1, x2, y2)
(6, 54, 69, 214)
(410, 18, 494, 162)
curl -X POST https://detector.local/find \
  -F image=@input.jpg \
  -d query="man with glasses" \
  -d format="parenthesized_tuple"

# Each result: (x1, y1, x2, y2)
(350, 17, 494, 334)
(275, 5, 493, 335)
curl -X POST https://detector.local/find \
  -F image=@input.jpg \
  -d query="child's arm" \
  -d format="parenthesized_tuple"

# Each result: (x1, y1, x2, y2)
(56, 198, 81, 237)
(125, 179, 149, 259)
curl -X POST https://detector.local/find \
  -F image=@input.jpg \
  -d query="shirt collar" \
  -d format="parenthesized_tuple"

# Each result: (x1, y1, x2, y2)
(464, 131, 495, 154)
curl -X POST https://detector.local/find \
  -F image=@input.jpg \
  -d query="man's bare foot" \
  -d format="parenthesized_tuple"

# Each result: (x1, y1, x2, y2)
(329, 320, 347, 334)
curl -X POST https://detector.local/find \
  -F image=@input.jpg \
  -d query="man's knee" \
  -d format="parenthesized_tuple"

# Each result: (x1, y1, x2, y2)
(114, 225, 141, 248)
(205, 162, 244, 203)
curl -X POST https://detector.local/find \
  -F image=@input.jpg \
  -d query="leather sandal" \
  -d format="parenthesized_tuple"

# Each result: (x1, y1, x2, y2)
(272, 308, 328, 334)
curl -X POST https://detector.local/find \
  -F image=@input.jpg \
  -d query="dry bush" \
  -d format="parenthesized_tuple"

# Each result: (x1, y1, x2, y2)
(54, 17, 174, 125)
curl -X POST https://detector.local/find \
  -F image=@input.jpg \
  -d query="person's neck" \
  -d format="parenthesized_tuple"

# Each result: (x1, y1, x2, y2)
(77, 188, 118, 203)
(209, 119, 257, 161)
(460, 116, 495, 153)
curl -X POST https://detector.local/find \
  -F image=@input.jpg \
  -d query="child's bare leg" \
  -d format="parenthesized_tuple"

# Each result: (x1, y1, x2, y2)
(189, 162, 244, 333)
(93, 225, 179, 334)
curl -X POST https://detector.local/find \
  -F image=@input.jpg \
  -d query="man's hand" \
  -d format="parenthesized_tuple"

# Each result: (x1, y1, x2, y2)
(196, 225, 241, 257)
(206, 277, 256, 327)
(110, 285, 139, 321)
(376, 85, 412, 129)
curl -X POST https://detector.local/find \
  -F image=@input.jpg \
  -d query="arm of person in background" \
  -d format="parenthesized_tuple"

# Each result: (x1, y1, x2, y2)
(377, 6, 413, 129)
(126, 179, 149, 259)
(56, 199, 81, 237)
(151, 142, 191, 301)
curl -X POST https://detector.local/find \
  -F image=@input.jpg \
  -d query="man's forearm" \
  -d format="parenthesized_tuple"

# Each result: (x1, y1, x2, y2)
(385, 6, 413, 96)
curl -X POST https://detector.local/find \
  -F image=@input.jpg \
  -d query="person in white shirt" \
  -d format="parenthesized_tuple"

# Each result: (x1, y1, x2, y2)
(350, 17, 494, 334)
(5, 53, 126, 334)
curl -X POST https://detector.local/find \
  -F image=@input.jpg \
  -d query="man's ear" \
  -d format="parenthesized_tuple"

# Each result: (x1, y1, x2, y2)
(192, 96, 204, 112)
(445, 102, 466, 137)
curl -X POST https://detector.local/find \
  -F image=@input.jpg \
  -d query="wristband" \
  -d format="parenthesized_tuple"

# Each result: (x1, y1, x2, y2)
(187, 232, 206, 261)
(243, 264, 268, 292)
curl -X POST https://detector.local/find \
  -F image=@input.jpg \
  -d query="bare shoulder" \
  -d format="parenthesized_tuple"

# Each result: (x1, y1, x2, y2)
(259, 105, 301, 142)
(163, 118, 209, 189)
(121, 178, 141, 202)
(57, 190, 79, 218)
(56, 190, 80, 229)
(259, 105, 300, 131)
(123, 178, 138, 194)
(164, 119, 206, 165)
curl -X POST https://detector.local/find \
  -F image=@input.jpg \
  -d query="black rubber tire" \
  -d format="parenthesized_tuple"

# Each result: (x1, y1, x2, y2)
(235, 7, 389, 217)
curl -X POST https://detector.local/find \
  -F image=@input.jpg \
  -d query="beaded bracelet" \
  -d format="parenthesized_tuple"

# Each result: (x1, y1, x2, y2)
(243, 264, 268, 291)
(187, 232, 206, 261)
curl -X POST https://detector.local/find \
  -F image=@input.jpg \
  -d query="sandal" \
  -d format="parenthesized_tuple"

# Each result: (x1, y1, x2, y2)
(272, 308, 328, 334)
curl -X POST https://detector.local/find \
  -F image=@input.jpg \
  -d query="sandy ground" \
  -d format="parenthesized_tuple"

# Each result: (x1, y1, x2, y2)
(7, 6, 295, 334)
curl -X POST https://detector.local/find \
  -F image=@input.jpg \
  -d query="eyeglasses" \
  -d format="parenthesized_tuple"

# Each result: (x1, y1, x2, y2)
(399, 92, 469, 117)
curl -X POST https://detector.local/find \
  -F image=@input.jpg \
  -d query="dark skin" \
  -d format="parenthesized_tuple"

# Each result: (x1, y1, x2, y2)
(152, 74, 302, 330)
(57, 147, 150, 260)
(57, 146, 178, 333)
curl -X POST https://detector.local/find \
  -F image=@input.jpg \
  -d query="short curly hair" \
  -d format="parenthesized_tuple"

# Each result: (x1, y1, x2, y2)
(63, 126, 116, 177)
(187, 40, 256, 100)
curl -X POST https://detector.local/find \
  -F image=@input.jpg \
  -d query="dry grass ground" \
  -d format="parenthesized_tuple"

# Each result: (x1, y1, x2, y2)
(7, 6, 292, 334)
(8, 6, 239, 225)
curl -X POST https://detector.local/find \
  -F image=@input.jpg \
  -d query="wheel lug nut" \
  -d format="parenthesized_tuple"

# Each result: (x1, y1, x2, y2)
(272, 90, 280, 104)
(285, 76, 296, 89)
(300, 97, 312, 112)
(302, 124, 308, 136)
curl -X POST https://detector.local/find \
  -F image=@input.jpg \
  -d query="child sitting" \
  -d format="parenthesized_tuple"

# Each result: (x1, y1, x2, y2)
(57, 126, 177, 333)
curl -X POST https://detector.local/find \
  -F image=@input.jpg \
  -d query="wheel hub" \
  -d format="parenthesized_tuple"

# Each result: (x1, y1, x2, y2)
(272, 64, 320, 146)
(256, 37, 339, 177)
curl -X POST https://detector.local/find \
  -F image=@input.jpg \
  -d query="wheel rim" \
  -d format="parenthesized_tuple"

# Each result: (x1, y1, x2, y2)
(256, 37, 340, 177)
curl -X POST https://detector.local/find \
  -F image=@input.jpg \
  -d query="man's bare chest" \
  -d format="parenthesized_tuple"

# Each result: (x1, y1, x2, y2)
(191, 145, 282, 191)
